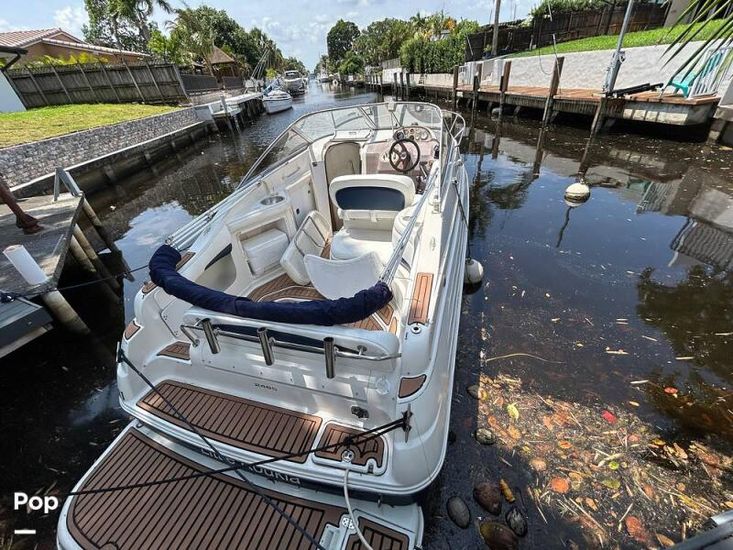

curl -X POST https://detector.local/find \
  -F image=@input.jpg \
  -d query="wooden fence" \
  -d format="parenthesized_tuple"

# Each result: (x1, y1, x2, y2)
(466, 3, 668, 61)
(6, 62, 188, 108)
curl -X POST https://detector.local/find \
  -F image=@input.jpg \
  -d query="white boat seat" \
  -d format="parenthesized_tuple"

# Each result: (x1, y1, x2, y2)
(280, 211, 330, 285)
(329, 174, 416, 231)
(331, 227, 394, 264)
(303, 251, 383, 300)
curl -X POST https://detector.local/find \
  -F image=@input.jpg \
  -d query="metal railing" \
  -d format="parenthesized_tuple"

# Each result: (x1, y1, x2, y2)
(180, 321, 400, 379)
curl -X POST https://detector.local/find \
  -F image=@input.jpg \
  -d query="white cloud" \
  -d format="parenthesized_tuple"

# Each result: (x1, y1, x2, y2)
(53, 5, 88, 37)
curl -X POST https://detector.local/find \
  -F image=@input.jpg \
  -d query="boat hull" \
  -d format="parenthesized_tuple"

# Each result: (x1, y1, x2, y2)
(264, 97, 293, 114)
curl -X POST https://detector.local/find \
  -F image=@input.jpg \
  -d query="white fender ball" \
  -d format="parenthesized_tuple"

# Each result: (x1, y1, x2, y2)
(464, 258, 484, 285)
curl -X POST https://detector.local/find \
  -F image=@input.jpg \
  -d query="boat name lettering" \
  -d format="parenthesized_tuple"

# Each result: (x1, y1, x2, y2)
(254, 383, 278, 392)
(198, 447, 301, 485)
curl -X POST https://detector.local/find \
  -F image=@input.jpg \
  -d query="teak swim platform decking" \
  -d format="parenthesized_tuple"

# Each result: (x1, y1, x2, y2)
(64, 428, 410, 550)
(137, 381, 387, 467)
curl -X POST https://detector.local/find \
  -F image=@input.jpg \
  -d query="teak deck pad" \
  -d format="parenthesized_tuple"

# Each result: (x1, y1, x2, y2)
(247, 273, 390, 332)
(315, 423, 386, 468)
(138, 381, 322, 463)
(66, 429, 344, 549)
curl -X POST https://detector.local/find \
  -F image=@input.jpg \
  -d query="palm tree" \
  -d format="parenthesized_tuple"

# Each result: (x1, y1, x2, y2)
(169, 8, 215, 74)
(109, 0, 173, 46)
(666, 0, 733, 78)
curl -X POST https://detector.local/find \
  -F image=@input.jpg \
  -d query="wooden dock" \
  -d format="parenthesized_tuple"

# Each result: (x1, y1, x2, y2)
(0, 193, 83, 295)
(0, 192, 84, 356)
(366, 64, 720, 127)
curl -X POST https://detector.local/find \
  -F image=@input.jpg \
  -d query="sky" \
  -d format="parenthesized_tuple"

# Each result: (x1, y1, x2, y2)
(0, 0, 538, 69)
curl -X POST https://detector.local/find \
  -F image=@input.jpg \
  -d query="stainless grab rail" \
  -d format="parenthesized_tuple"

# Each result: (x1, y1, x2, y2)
(180, 322, 400, 377)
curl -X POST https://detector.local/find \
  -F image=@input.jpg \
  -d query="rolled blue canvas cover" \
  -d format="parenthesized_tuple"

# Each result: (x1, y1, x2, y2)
(149, 245, 392, 325)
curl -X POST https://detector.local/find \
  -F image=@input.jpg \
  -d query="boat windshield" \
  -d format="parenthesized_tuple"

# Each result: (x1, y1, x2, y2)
(284, 71, 300, 78)
(241, 102, 443, 184)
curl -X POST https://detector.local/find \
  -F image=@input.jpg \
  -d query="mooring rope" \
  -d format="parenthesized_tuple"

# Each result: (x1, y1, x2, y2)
(60, 348, 410, 549)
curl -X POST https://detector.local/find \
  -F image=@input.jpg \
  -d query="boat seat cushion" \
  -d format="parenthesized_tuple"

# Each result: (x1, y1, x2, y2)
(331, 227, 394, 265)
(303, 251, 383, 300)
(329, 175, 416, 231)
(280, 211, 330, 285)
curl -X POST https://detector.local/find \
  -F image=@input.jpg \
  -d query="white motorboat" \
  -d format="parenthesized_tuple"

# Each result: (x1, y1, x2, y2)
(283, 70, 306, 95)
(59, 101, 468, 548)
(263, 88, 293, 114)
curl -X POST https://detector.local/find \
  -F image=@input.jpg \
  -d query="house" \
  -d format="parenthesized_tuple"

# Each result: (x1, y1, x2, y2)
(0, 45, 26, 112)
(0, 28, 149, 65)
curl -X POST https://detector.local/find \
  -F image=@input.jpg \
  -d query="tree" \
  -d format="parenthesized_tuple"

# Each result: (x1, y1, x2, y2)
(83, 0, 145, 51)
(148, 28, 187, 64)
(282, 56, 306, 73)
(665, 0, 733, 80)
(108, 0, 172, 46)
(170, 7, 215, 74)
(315, 54, 330, 74)
(327, 20, 360, 66)
(400, 18, 479, 73)
(353, 18, 411, 66)
(338, 51, 364, 75)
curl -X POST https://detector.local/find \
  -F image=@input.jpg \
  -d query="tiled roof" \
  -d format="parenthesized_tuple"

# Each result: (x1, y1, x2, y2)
(0, 28, 60, 48)
(42, 38, 149, 57)
(0, 28, 148, 57)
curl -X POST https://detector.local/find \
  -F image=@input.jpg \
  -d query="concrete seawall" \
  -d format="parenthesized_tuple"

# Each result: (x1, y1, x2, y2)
(0, 108, 201, 192)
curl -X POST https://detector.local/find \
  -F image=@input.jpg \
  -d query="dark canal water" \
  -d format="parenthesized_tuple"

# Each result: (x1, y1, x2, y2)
(1, 83, 731, 548)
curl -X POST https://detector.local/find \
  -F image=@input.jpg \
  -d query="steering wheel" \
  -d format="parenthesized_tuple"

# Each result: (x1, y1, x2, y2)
(389, 138, 421, 173)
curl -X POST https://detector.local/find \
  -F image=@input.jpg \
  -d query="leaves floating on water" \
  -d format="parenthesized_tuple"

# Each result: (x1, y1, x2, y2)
(601, 410, 617, 424)
(601, 478, 621, 490)
(663, 387, 679, 395)
(506, 403, 520, 421)
(549, 477, 570, 494)
(446, 496, 470, 529)
(499, 479, 515, 503)
(505, 507, 528, 537)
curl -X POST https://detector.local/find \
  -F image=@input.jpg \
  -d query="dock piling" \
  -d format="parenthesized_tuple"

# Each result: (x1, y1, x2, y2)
(41, 290, 90, 334)
(498, 61, 512, 123)
(541, 57, 565, 128)
(393, 73, 398, 101)
(72, 225, 121, 291)
(471, 65, 483, 120)
(399, 72, 405, 101)
(452, 66, 459, 111)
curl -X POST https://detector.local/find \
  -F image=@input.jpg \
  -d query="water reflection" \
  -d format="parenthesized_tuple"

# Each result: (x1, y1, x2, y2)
(463, 112, 733, 441)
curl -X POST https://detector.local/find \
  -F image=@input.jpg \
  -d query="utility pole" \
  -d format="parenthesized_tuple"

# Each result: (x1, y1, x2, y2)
(603, 0, 635, 93)
(491, 0, 502, 57)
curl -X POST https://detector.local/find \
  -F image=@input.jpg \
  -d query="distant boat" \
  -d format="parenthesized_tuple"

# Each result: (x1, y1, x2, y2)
(282, 70, 305, 95)
(317, 71, 330, 83)
(262, 87, 293, 114)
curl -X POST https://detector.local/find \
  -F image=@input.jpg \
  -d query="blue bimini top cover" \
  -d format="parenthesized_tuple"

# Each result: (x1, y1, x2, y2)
(148, 245, 393, 326)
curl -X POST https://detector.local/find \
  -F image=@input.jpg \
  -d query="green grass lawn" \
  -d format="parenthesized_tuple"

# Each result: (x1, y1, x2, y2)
(510, 19, 726, 57)
(0, 104, 180, 148)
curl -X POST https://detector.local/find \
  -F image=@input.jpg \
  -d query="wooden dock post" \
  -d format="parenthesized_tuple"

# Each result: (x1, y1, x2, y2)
(472, 65, 483, 119)
(393, 73, 398, 100)
(54, 169, 132, 279)
(69, 235, 97, 274)
(379, 74, 383, 96)
(498, 61, 512, 123)
(399, 72, 405, 100)
(72, 225, 120, 291)
(405, 72, 411, 99)
(41, 291, 89, 334)
(541, 57, 564, 128)
(452, 66, 459, 111)
(590, 97, 608, 137)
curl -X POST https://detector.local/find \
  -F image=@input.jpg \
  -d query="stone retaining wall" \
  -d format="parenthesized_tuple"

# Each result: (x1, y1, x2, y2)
(0, 107, 199, 188)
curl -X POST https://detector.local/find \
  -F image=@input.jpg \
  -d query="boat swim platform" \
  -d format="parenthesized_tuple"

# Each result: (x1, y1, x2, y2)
(136, 380, 386, 469)
(62, 426, 410, 550)
(452, 84, 720, 125)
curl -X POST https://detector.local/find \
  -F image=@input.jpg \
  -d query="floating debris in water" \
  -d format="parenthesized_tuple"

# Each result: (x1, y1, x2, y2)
(467, 384, 489, 400)
(473, 482, 502, 515)
(446, 496, 470, 528)
(505, 507, 528, 537)
(475, 428, 496, 445)
(479, 521, 518, 550)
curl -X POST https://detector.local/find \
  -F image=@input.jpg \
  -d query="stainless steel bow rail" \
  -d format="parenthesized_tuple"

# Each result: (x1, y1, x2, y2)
(180, 320, 401, 379)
